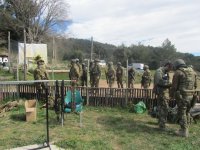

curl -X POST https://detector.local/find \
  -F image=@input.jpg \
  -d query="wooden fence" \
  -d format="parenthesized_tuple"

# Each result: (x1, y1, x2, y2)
(0, 82, 177, 109)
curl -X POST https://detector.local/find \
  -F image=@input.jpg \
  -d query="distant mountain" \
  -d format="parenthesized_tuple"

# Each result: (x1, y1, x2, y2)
(45, 37, 117, 61)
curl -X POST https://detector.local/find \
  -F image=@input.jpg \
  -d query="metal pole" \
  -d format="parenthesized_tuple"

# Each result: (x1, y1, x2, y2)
(52, 36, 55, 80)
(61, 80, 64, 127)
(90, 36, 93, 60)
(8, 31, 11, 72)
(45, 87, 50, 146)
(23, 29, 27, 80)
(86, 59, 89, 105)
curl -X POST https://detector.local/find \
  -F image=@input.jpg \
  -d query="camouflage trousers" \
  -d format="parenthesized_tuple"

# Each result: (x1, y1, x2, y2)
(108, 79, 115, 88)
(128, 79, 134, 88)
(177, 95, 193, 130)
(90, 76, 100, 88)
(116, 77, 123, 88)
(157, 94, 169, 128)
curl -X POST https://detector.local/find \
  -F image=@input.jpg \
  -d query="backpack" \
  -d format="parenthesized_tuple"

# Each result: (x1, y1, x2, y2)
(178, 67, 195, 91)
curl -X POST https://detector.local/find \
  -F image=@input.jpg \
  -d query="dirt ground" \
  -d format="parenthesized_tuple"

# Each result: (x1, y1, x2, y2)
(98, 79, 153, 89)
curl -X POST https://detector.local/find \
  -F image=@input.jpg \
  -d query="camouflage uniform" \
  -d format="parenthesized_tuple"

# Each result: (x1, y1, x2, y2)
(128, 67, 136, 88)
(90, 59, 101, 88)
(171, 59, 197, 137)
(76, 59, 82, 78)
(116, 62, 124, 88)
(34, 59, 49, 94)
(105, 62, 116, 88)
(81, 63, 87, 86)
(89, 60, 94, 86)
(69, 59, 80, 86)
(153, 63, 172, 129)
(33, 59, 54, 106)
(141, 65, 151, 89)
(141, 65, 152, 98)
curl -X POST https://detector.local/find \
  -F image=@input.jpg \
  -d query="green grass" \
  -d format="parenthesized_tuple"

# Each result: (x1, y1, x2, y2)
(0, 101, 200, 150)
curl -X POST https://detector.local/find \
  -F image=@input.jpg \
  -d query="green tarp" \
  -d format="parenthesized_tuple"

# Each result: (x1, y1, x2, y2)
(134, 101, 146, 114)
(64, 90, 84, 113)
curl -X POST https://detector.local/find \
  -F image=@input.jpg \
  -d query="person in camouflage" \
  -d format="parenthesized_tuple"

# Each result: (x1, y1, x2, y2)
(116, 62, 124, 88)
(81, 63, 87, 86)
(141, 65, 152, 89)
(90, 59, 101, 88)
(141, 65, 152, 97)
(34, 59, 49, 93)
(128, 66, 136, 88)
(105, 61, 116, 88)
(153, 62, 172, 130)
(170, 59, 197, 137)
(33, 59, 54, 107)
(69, 59, 80, 86)
(89, 60, 94, 86)
(76, 59, 82, 77)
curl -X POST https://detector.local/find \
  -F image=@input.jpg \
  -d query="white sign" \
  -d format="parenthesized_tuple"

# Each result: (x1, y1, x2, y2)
(18, 43, 48, 64)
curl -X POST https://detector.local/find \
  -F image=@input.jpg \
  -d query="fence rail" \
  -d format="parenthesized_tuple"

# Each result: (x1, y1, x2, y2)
(1, 81, 199, 109)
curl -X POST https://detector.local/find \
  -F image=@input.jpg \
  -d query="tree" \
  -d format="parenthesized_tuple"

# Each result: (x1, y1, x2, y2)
(0, 0, 69, 43)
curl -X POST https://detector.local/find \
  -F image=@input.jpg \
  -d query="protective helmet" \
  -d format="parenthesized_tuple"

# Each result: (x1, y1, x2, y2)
(94, 58, 100, 62)
(173, 59, 186, 69)
(108, 61, 113, 65)
(117, 62, 121, 66)
(143, 65, 149, 70)
(71, 59, 76, 63)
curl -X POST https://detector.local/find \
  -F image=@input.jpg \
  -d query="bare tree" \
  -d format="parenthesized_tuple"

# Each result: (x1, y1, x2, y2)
(1, 0, 69, 43)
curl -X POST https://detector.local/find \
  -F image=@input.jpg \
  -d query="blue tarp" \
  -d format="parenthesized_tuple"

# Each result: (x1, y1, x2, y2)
(64, 90, 84, 113)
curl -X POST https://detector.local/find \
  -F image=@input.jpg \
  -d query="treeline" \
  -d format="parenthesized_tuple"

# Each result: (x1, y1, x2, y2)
(49, 37, 200, 71)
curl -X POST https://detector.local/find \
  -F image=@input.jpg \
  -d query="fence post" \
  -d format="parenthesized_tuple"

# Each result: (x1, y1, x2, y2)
(125, 60, 128, 106)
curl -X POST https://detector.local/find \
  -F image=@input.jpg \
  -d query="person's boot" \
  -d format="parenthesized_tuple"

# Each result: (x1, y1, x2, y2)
(175, 129, 189, 137)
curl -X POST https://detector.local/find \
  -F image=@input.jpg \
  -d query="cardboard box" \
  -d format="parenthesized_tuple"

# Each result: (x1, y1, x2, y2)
(25, 99, 37, 122)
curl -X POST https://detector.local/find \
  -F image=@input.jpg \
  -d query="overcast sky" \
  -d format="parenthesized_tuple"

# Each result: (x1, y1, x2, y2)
(65, 0, 200, 55)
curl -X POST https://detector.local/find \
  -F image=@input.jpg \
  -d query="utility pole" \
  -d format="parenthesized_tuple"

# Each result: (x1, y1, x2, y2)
(52, 36, 55, 80)
(8, 31, 11, 72)
(24, 29, 27, 80)
(90, 36, 93, 61)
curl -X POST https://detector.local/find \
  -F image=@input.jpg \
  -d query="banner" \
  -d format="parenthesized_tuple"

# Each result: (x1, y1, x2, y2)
(18, 43, 47, 65)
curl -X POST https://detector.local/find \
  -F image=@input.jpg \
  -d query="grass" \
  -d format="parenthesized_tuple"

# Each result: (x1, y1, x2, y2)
(0, 101, 200, 150)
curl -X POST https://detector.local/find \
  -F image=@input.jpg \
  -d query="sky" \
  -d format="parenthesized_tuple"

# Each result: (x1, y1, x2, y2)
(65, 0, 200, 56)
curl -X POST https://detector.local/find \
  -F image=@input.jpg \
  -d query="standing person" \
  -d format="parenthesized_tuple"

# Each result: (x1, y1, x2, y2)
(69, 59, 80, 86)
(76, 58, 82, 83)
(34, 58, 49, 93)
(34, 58, 53, 107)
(171, 59, 197, 137)
(153, 62, 172, 130)
(89, 60, 94, 86)
(116, 62, 124, 88)
(141, 65, 152, 89)
(128, 66, 136, 88)
(76, 58, 82, 75)
(105, 61, 116, 88)
(90, 59, 101, 88)
(81, 63, 87, 86)
(141, 65, 152, 98)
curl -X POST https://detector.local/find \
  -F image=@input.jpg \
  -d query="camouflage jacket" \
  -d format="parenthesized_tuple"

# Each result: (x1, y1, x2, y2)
(116, 66, 123, 78)
(141, 69, 151, 85)
(153, 67, 171, 95)
(34, 67, 49, 80)
(69, 65, 80, 80)
(106, 67, 116, 80)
